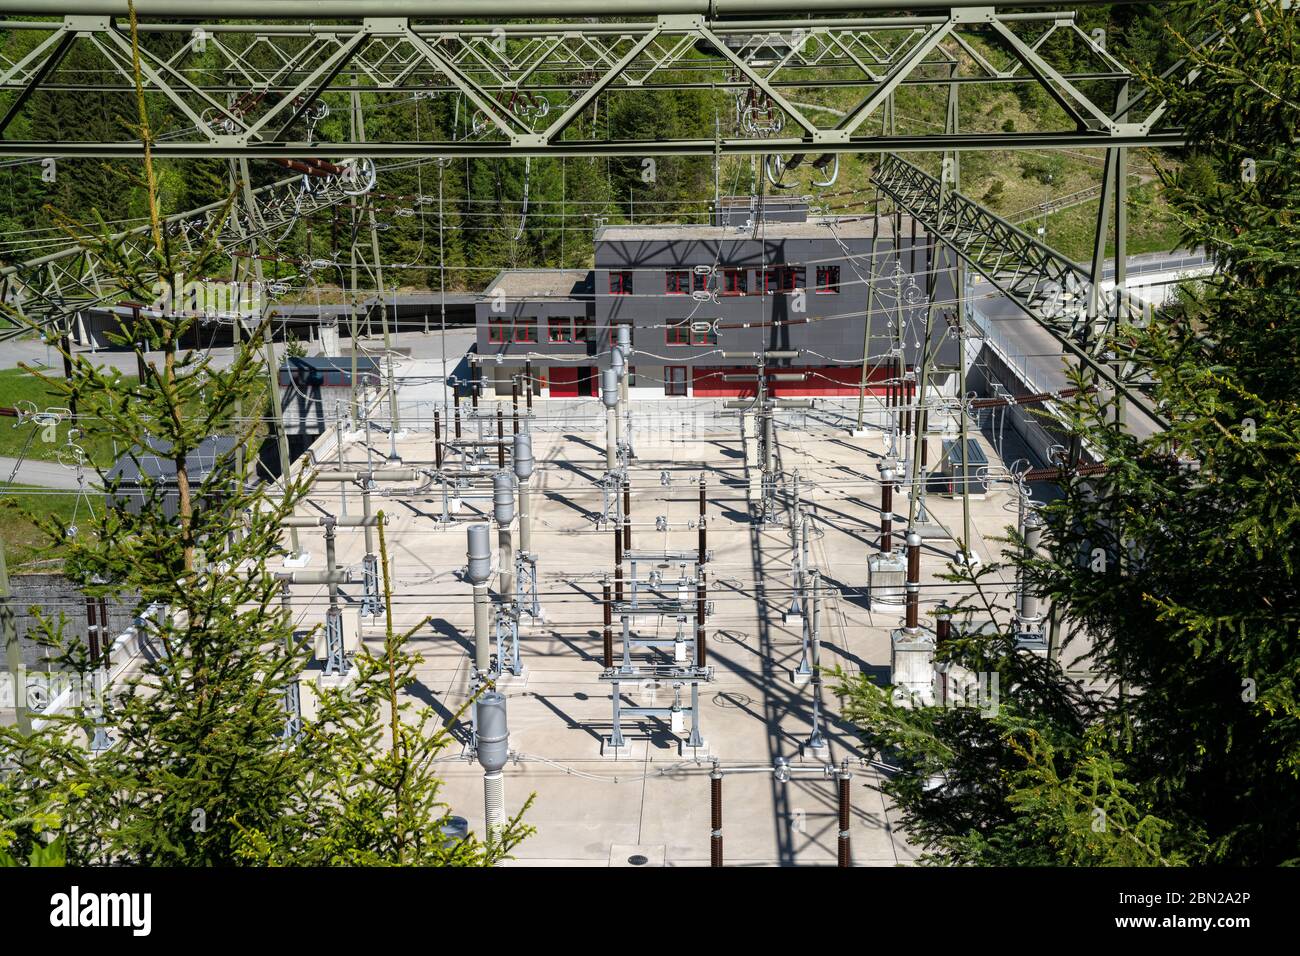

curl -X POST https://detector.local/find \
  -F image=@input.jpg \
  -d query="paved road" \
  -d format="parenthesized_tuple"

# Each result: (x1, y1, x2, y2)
(970, 250, 1213, 440)
(0, 455, 96, 490)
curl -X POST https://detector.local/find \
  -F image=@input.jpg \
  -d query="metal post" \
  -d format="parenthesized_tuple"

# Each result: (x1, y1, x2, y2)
(905, 531, 921, 631)
(361, 478, 380, 616)
(622, 476, 631, 550)
(525, 359, 533, 411)
(496, 406, 505, 468)
(511, 376, 519, 435)
(807, 568, 826, 752)
(696, 572, 707, 667)
(605, 406, 617, 472)
(322, 518, 348, 676)
(336, 399, 348, 516)
(602, 578, 613, 669)
(236, 159, 300, 559)
(473, 583, 491, 676)
(614, 521, 624, 603)
(698, 475, 708, 565)
(434, 409, 443, 470)
(710, 765, 723, 867)
(837, 764, 852, 868)
(880, 470, 894, 553)
(454, 396, 462, 439)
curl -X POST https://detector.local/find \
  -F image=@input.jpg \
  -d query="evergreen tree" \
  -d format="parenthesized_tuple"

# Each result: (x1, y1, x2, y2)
(838, 0, 1299, 866)
(0, 6, 529, 866)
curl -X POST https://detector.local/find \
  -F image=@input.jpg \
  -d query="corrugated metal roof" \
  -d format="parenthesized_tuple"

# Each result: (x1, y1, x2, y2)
(106, 435, 239, 484)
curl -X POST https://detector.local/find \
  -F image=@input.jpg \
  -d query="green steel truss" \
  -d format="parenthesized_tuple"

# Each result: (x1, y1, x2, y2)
(0, 161, 370, 340)
(0, 5, 1180, 158)
(873, 152, 1159, 427)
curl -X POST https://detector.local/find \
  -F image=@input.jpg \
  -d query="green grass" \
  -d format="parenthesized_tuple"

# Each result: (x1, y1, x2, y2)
(1035, 182, 1186, 263)
(0, 366, 135, 468)
(0, 485, 89, 569)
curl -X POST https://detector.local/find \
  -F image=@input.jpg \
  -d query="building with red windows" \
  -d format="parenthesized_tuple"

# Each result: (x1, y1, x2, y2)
(473, 198, 960, 400)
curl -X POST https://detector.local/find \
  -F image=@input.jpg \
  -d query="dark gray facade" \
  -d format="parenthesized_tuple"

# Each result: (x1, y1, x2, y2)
(473, 203, 960, 398)
(279, 355, 381, 436)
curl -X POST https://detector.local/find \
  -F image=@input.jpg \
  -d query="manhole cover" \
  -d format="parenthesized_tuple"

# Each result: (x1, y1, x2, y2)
(628, 854, 649, 866)
(713, 692, 753, 709)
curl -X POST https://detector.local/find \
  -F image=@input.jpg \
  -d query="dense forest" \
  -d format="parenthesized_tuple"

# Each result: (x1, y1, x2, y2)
(0, 4, 1184, 292)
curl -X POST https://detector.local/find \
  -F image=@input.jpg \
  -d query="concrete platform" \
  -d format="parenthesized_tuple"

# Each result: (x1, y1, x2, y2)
(277, 386, 1034, 866)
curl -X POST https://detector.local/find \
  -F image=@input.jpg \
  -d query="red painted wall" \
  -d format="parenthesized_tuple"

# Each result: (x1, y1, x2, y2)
(692, 364, 899, 398)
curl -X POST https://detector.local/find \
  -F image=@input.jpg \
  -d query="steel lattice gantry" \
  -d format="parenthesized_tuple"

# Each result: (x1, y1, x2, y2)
(0, 161, 371, 340)
(871, 152, 1158, 426)
(0, 1, 1182, 158)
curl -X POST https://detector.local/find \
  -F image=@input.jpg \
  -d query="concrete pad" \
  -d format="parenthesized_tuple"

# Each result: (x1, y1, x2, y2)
(272, 385, 1026, 865)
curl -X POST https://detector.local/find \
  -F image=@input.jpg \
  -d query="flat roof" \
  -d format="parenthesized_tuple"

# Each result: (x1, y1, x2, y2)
(596, 215, 907, 242)
(483, 269, 593, 299)
(106, 435, 238, 483)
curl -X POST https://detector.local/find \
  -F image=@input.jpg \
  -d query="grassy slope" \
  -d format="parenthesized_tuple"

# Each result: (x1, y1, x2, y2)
(0, 366, 133, 468)
(0, 486, 85, 569)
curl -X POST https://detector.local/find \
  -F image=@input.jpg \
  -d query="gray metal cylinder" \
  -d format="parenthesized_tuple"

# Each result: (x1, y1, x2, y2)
(466, 524, 492, 585)
(1019, 509, 1044, 623)
(606, 407, 618, 471)
(600, 367, 619, 408)
(519, 475, 531, 553)
(611, 344, 625, 373)
(473, 583, 490, 673)
(617, 323, 631, 356)
(493, 471, 516, 524)
(512, 432, 534, 480)
(477, 691, 510, 772)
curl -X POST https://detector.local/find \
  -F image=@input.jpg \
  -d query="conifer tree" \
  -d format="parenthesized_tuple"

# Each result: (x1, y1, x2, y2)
(838, 0, 1299, 866)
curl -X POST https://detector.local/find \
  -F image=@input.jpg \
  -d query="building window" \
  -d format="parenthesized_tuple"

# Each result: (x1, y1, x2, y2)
(690, 323, 718, 346)
(610, 271, 633, 295)
(548, 317, 572, 343)
(816, 265, 841, 293)
(694, 271, 709, 292)
(666, 270, 691, 295)
(513, 319, 537, 344)
(763, 266, 804, 293)
(573, 317, 592, 342)
(488, 317, 509, 344)
(666, 321, 690, 346)
(722, 268, 747, 295)
(665, 366, 688, 397)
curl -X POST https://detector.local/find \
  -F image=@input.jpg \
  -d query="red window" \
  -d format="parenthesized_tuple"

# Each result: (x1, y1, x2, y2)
(666, 321, 690, 346)
(693, 271, 709, 292)
(764, 266, 803, 293)
(666, 271, 691, 295)
(691, 322, 718, 346)
(488, 318, 509, 344)
(665, 366, 688, 397)
(573, 317, 592, 342)
(513, 319, 537, 344)
(610, 271, 633, 295)
(722, 269, 747, 295)
(816, 265, 841, 294)
(548, 317, 572, 343)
